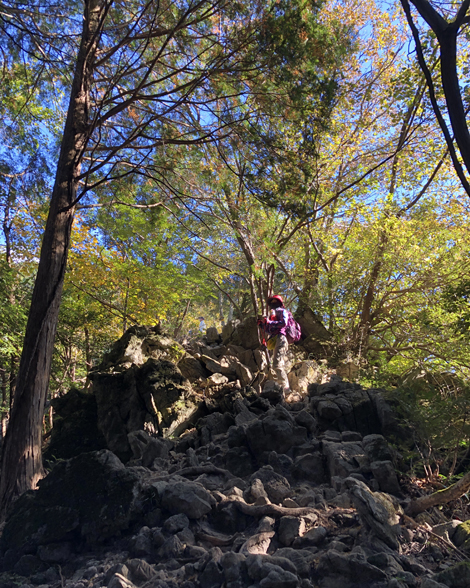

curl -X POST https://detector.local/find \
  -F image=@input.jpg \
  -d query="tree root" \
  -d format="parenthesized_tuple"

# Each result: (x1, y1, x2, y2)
(218, 495, 318, 519)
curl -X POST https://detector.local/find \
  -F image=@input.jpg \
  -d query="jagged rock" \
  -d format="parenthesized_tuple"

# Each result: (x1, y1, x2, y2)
(315, 549, 387, 587)
(288, 361, 319, 394)
(433, 562, 470, 588)
(97, 325, 185, 370)
(278, 516, 306, 546)
(345, 477, 402, 550)
(245, 411, 307, 455)
(295, 525, 327, 547)
(323, 441, 369, 480)
(206, 327, 220, 343)
(0, 325, 453, 588)
(161, 480, 216, 519)
(43, 388, 107, 463)
(108, 572, 137, 588)
(451, 519, 470, 549)
(13, 555, 45, 577)
(91, 358, 200, 460)
(1, 450, 140, 560)
(363, 434, 395, 462)
(260, 380, 285, 404)
(141, 437, 174, 467)
(222, 317, 261, 350)
(421, 579, 451, 588)
(178, 356, 210, 381)
(370, 460, 401, 495)
(249, 466, 291, 504)
(126, 559, 157, 583)
(292, 453, 327, 484)
(294, 410, 317, 434)
(316, 399, 343, 421)
(37, 542, 73, 563)
(207, 373, 229, 385)
(336, 361, 359, 380)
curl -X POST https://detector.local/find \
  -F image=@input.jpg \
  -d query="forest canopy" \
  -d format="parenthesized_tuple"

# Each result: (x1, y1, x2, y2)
(2, 0, 470, 516)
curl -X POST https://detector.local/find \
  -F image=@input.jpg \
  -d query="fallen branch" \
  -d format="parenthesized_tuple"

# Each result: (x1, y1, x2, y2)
(403, 515, 467, 561)
(406, 471, 470, 517)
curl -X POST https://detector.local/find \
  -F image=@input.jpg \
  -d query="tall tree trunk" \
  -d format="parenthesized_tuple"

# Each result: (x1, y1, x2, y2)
(0, 0, 106, 520)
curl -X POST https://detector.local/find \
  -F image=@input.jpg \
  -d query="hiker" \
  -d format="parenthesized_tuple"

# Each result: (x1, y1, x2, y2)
(258, 295, 291, 394)
(198, 317, 206, 333)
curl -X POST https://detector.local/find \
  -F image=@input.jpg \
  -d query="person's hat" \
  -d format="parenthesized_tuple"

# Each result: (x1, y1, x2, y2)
(268, 295, 284, 307)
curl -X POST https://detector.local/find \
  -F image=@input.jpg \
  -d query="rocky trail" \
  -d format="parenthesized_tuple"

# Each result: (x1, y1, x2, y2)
(1, 321, 470, 588)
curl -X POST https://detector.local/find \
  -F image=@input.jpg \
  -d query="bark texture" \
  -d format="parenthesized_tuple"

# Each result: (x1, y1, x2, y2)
(0, 0, 106, 520)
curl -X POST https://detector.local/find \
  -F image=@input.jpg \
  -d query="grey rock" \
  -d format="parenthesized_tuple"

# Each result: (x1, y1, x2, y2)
(1, 450, 139, 553)
(163, 513, 190, 534)
(206, 327, 220, 343)
(249, 467, 291, 504)
(433, 562, 470, 588)
(294, 526, 327, 547)
(13, 555, 45, 577)
(142, 437, 173, 467)
(246, 415, 307, 455)
(108, 574, 137, 588)
(341, 431, 363, 442)
(370, 460, 401, 495)
(294, 410, 317, 433)
(126, 559, 157, 583)
(421, 579, 451, 588)
(345, 477, 401, 550)
(259, 567, 299, 588)
(274, 548, 313, 577)
(222, 317, 261, 350)
(316, 400, 342, 420)
(219, 552, 246, 582)
(157, 534, 184, 559)
(293, 453, 327, 484)
(323, 441, 369, 480)
(278, 516, 306, 546)
(363, 434, 394, 462)
(161, 481, 216, 519)
(133, 526, 153, 557)
(37, 542, 73, 563)
(316, 549, 387, 584)
(178, 356, 210, 382)
(199, 559, 224, 588)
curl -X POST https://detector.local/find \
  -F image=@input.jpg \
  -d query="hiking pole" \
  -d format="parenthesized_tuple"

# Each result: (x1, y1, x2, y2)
(256, 317, 271, 371)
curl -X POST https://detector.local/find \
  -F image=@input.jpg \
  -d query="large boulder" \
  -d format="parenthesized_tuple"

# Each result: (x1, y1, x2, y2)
(43, 388, 107, 464)
(222, 317, 260, 350)
(0, 450, 140, 561)
(96, 325, 186, 370)
(92, 359, 201, 461)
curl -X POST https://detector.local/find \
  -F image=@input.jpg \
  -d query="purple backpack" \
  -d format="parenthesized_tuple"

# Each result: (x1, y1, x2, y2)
(285, 311, 301, 344)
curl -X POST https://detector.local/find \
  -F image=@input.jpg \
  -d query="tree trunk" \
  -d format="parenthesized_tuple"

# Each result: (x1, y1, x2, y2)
(0, 0, 106, 520)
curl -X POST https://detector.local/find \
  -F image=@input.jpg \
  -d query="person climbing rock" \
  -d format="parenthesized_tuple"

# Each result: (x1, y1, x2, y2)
(258, 295, 291, 394)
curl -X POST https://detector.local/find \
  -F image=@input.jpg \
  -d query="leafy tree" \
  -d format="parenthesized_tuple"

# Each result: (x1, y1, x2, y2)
(0, 0, 344, 517)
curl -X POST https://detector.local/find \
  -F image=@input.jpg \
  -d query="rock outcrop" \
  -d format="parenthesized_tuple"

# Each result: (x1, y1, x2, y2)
(2, 324, 468, 588)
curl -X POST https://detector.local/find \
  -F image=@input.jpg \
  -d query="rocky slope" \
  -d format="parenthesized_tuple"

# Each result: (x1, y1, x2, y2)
(1, 322, 470, 588)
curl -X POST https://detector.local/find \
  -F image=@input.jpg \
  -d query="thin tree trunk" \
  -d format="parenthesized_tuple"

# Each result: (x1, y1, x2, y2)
(0, 0, 106, 520)
(84, 326, 92, 373)
(173, 299, 191, 340)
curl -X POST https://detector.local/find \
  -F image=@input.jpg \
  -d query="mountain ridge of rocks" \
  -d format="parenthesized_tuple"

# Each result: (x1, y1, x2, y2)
(1, 323, 470, 588)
